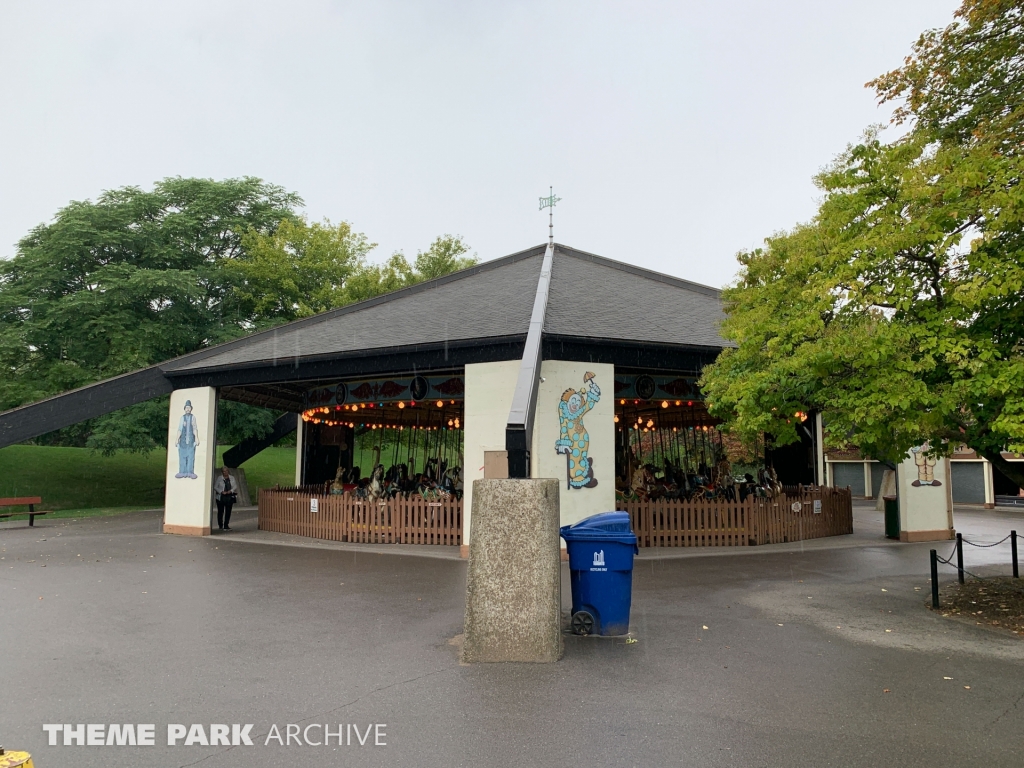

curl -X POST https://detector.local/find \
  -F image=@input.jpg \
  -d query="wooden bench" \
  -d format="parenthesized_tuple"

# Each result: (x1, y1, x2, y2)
(0, 497, 47, 526)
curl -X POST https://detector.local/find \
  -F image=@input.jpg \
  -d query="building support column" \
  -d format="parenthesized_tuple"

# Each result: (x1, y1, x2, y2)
(897, 450, 954, 542)
(983, 458, 995, 509)
(463, 360, 522, 557)
(863, 460, 873, 499)
(163, 387, 218, 536)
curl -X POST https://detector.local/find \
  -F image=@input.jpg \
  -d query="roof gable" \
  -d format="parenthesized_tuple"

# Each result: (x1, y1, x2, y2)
(546, 245, 726, 348)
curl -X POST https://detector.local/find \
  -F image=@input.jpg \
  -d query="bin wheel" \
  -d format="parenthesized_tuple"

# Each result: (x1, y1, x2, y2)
(571, 610, 595, 636)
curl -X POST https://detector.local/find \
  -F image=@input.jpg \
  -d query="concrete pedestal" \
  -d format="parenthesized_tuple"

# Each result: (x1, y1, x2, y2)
(463, 479, 562, 663)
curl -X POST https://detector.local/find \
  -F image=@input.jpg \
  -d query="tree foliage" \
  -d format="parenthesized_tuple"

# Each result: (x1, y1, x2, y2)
(869, 0, 1024, 146)
(342, 233, 476, 302)
(0, 177, 301, 409)
(228, 219, 375, 323)
(701, 0, 1024, 487)
(0, 178, 477, 454)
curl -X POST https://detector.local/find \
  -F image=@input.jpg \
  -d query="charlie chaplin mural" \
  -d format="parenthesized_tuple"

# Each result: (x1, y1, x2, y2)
(174, 400, 201, 479)
(555, 371, 601, 489)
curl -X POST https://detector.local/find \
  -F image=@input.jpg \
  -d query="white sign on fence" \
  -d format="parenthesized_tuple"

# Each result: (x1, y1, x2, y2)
(310, 498, 319, 514)
(813, 499, 822, 514)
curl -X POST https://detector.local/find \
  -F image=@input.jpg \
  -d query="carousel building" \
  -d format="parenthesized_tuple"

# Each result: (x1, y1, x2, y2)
(1, 242, 843, 552)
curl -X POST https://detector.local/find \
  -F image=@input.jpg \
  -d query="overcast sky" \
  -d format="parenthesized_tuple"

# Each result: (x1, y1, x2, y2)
(0, 1, 960, 289)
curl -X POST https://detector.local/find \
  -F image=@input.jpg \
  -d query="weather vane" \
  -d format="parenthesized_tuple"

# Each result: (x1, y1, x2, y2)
(538, 186, 561, 246)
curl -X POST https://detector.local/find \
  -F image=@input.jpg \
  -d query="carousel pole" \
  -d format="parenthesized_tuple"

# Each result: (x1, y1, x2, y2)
(413, 411, 420, 475)
(673, 423, 681, 473)
(391, 415, 400, 470)
(434, 410, 443, 471)
(657, 414, 667, 469)
(442, 419, 450, 474)
(403, 411, 411, 473)
(700, 424, 708, 471)
(433, 409, 442, 477)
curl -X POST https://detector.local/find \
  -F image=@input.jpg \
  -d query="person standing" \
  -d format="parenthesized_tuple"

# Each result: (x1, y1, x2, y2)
(214, 467, 237, 530)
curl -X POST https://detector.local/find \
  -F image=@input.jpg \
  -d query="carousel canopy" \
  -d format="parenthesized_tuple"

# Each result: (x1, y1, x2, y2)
(0, 243, 726, 448)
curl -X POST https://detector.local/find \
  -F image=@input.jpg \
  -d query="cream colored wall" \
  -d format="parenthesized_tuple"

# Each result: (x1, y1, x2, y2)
(163, 387, 218, 535)
(530, 361, 615, 528)
(898, 449, 954, 539)
(463, 360, 522, 545)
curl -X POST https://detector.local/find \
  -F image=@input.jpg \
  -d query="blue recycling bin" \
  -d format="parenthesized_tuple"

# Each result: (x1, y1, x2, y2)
(560, 511, 638, 636)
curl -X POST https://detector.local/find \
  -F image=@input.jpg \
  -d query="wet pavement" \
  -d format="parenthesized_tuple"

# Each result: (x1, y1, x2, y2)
(1, 502, 1023, 767)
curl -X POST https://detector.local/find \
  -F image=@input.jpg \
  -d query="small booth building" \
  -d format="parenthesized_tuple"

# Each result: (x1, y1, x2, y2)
(1, 243, 859, 551)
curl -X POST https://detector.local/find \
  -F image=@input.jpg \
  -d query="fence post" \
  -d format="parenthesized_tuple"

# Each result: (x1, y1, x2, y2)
(956, 532, 965, 585)
(930, 549, 939, 609)
(1012, 530, 1019, 579)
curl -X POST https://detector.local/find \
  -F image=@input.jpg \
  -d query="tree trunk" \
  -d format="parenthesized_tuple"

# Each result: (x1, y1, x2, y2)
(977, 448, 1024, 492)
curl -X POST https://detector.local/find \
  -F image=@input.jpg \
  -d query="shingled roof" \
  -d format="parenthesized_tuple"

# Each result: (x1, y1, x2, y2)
(163, 243, 725, 374)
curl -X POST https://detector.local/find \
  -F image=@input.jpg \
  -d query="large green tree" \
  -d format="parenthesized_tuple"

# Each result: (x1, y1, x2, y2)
(0, 177, 303, 453)
(701, 0, 1024, 487)
(232, 227, 475, 313)
(0, 177, 302, 407)
(0, 179, 477, 454)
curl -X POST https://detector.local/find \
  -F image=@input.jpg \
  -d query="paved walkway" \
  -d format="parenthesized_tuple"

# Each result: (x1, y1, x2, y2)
(1, 502, 1022, 767)
(128, 499, 1024, 565)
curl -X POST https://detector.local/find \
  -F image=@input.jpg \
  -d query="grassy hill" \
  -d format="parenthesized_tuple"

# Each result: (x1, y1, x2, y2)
(0, 444, 295, 514)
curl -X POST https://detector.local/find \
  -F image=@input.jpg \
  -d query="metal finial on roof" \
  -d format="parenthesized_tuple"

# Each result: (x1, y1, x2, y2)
(538, 186, 561, 245)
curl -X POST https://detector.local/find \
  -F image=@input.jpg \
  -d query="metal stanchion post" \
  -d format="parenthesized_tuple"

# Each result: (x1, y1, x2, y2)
(956, 532, 965, 585)
(930, 549, 940, 609)
(1012, 530, 1019, 579)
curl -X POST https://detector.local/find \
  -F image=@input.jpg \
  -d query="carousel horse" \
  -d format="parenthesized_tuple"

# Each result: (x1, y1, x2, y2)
(630, 464, 653, 500)
(440, 466, 463, 500)
(417, 474, 448, 501)
(423, 457, 440, 482)
(365, 464, 385, 505)
(393, 462, 413, 499)
(758, 467, 782, 498)
(330, 467, 346, 495)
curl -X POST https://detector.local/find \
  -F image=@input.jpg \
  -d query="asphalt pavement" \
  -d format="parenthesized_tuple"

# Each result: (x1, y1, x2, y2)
(1, 502, 1022, 767)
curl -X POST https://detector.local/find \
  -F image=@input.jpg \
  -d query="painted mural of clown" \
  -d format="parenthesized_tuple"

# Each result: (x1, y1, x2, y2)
(555, 372, 601, 490)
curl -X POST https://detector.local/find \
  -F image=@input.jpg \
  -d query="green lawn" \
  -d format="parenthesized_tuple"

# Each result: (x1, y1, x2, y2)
(0, 444, 296, 514)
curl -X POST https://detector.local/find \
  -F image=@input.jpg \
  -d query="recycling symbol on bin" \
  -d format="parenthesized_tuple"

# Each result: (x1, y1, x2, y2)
(593, 550, 605, 567)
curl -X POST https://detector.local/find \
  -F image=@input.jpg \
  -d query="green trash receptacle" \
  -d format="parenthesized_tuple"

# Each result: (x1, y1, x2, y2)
(883, 496, 899, 539)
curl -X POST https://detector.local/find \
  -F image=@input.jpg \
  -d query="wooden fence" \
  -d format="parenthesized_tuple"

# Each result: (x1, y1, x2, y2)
(617, 487, 853, 548)
(259, 486, 850, 550)
(258, 489, 462, 546)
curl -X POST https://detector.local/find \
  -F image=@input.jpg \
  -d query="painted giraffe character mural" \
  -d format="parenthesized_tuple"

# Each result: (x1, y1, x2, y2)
(555, 371, 601, 489)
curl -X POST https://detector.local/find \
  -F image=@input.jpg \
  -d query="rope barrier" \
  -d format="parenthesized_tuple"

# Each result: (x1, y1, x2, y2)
(929, 531, 1024, 606)
(961, 534, 1013, 548)
(935, 541, 959, 565)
